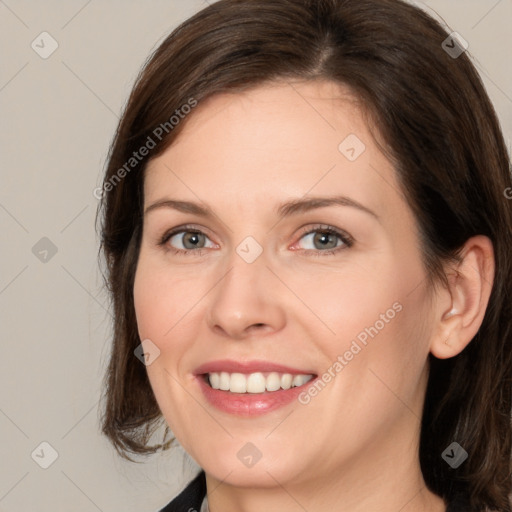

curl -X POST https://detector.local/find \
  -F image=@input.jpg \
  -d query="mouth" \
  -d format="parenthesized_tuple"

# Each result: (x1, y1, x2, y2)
(193, 359, 319, 415)
(201, 371, 316, 394)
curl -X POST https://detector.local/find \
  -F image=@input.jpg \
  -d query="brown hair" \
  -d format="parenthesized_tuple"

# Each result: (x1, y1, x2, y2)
(96, 0, 512, 509)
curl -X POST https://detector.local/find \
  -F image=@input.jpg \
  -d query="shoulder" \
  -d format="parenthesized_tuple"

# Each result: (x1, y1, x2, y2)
(158, 470, 206, 512)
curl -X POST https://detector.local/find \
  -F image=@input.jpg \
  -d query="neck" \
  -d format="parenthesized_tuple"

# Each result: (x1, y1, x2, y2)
(206, 468, 446, 511)
(204, 413, 447, 512)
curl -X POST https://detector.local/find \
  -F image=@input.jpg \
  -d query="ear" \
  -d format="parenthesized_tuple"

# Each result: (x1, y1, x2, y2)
(430, 235, 495, 359)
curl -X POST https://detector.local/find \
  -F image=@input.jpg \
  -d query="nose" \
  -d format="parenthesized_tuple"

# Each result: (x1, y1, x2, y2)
(205, 250, 287, 340)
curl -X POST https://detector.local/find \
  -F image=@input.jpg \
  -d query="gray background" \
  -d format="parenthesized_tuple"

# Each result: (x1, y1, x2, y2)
(1, 1, 511, 511)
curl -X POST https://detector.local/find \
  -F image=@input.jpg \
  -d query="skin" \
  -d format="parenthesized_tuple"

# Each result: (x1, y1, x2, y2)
(133, 80, 494, 512)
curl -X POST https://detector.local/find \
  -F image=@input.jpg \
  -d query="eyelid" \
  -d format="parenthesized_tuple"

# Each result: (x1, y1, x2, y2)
(158, 223, 217, 249)
(158, 223, 354, 256)
(291, 224, 354, 252)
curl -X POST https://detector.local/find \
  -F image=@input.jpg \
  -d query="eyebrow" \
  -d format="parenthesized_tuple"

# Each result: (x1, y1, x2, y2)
(144, 195, 379, 221)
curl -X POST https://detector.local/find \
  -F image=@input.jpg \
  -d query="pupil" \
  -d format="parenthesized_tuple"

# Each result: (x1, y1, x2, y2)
(315, 232, 335, 249)
(185, 232, 203, 249)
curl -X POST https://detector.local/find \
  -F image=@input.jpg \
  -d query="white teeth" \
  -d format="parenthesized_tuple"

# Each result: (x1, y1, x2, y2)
(230, 373, 247, 393)
(292, 374, 309, 387)
(209, 372, 220, 389)
(281, 373, 293, 390)
(247, 372, 266, 393)
(265, 372, 281, 392)
(219, 372, 230, 391)
(207, 371, 314, 393)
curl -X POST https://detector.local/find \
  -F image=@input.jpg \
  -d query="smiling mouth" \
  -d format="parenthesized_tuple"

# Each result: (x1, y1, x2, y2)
(202, 371, 316, 394)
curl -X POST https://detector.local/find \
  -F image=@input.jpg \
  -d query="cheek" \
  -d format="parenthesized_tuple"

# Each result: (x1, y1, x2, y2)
(304, 250, 432, 386)
(133, 258, 203, 434)
(133, 256, 202, 340)
(298, 256, 404, 341)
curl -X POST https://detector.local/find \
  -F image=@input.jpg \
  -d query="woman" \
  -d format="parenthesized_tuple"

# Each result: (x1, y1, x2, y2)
(96, 0, 512, 511)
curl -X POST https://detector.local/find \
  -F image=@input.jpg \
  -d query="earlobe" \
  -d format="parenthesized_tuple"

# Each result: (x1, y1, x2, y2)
(430, 235, 495, 360)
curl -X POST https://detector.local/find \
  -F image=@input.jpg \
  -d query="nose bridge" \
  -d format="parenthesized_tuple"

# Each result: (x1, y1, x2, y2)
(206, 241, 285, 338)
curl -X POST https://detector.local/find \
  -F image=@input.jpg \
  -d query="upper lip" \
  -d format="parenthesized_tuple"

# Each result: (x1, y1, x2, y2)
(194, 359, 317, 376)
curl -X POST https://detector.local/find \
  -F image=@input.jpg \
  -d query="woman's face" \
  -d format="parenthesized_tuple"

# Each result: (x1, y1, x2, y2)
(133, 80, 438, 490)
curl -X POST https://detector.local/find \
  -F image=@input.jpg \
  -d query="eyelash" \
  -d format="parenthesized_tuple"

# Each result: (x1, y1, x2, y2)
(158, 223, 354, 257)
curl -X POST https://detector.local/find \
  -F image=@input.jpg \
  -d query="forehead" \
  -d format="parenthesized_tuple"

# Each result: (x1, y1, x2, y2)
(143, 80, 404, 221)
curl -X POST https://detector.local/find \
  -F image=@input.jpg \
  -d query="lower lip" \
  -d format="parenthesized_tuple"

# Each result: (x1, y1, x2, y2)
(196, 375, 318, 416)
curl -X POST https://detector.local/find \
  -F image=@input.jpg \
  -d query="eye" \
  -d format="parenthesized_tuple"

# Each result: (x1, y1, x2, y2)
(158, 223, 354, 257)
(293, 225, 353, 256)
(159, 225, 216, 255)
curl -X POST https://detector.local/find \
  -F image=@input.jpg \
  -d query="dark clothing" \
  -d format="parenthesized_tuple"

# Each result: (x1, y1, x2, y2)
(159, 471, 207, 512)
